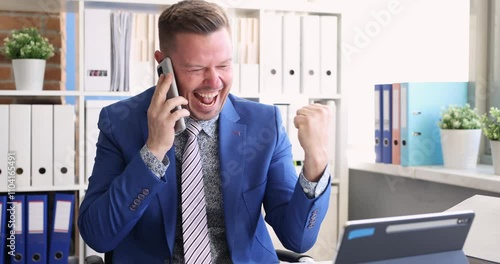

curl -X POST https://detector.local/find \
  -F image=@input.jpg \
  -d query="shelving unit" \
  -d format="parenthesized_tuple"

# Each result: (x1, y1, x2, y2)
(349, 161, 500, 194)
(1, 0, 347, 262)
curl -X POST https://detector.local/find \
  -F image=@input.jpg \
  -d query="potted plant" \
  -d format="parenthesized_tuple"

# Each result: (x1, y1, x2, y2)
(438, 104, 482, 169)
(1, 27, 54, 91)
(480, 107, 500, 175)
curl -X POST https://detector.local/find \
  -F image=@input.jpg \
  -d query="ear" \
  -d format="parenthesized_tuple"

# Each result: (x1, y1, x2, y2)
(154, 50, 165, 64)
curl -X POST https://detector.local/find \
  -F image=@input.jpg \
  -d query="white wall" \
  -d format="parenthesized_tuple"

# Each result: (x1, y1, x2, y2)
(341, 0, 470, 161)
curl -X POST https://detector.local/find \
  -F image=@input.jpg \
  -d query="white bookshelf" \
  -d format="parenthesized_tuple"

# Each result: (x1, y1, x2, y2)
(0, 90, 135, 97)
(1, 0, 347, 262)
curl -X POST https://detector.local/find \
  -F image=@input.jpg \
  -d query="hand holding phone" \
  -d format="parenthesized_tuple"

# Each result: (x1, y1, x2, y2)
(157, 57, 187, 134)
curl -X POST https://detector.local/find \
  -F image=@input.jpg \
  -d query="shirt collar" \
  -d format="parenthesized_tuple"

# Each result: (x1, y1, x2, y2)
(186, 115, 218, 138)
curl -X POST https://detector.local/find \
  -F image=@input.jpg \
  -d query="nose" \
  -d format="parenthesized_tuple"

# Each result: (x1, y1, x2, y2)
(203, 67, 222, 89)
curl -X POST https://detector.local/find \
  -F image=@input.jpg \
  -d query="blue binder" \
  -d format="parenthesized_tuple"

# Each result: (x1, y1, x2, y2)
(0, 195, 7, 262)
(26, 194, 48, 264)
(382, 84, 393, 164)
(400, 82, 467, 166)
(374, 84, 384, 163)
(48, 193, 75, 264)
(11, 194, 26, 264)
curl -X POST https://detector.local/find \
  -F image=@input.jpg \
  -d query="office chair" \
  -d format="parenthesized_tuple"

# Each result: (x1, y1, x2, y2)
(84, 249, 314, 263)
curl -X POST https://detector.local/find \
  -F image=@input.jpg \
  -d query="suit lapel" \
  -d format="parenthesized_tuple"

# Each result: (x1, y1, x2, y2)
(219, 98, 246, 252)
(157, 149, 178, 255)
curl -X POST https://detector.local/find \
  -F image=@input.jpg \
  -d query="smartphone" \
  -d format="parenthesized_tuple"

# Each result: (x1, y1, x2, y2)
(157, 57, 187, 134)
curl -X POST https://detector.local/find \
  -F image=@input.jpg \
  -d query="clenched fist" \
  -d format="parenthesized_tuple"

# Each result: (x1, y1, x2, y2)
(294, 103, 331, 182)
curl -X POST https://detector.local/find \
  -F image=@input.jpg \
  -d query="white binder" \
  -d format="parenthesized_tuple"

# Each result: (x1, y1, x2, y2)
(0, 105, 8, 192)
(282, 14, 301, 95)
(319, 15, 338, 97)
(84, 8, 111, 91)
(9, 104, 31, 188)
(85, 100, 117, 183)
(31, 105, 53, 187)
(232, 63, 241, 95)
(300, 15, 321, 96)
(260, 13, 283, 95)
(239, 63, 259, 96)
(53, 105, 75, 186)
(274, 103, 290, 133)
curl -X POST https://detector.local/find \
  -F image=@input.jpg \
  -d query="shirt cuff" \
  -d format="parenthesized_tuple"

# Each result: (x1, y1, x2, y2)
(140, 144, 169, 179)
(299, 165, 331, 199)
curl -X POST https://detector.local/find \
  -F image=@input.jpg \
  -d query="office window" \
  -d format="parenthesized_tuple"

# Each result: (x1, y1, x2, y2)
(470, 0, 500, 163)
(490, 2, 500, 114)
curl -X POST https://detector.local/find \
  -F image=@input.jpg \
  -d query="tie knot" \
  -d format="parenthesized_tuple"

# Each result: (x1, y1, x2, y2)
(186, 122, 201, 138)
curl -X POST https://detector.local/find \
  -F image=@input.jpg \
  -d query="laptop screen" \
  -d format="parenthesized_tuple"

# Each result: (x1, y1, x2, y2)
(334, 210, 475, 264)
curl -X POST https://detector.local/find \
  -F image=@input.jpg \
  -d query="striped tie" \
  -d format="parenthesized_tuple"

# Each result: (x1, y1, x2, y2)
(181, 122, 212, 264)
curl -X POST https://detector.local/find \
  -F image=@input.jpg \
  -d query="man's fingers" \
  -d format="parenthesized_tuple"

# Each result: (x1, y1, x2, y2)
(153, 73, 173, 107)
(169, 108, 190, 122)
(294, 103, 331, 128)
(165, 96, 188, 114)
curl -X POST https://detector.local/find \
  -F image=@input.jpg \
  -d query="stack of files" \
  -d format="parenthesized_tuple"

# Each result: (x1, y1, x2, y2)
(1, 104, 75, 189)
(237, 17, 259, 96)
(26, 194, 48, 264)
(85, 100, 119, 183)
(110, 11, 133, 92)
(85, 9, 159, 93)
(399, 82, 467, 166)
(129, 13, 159, 93)
(48, 193, 75, 264)
(260, 13, 338, 98)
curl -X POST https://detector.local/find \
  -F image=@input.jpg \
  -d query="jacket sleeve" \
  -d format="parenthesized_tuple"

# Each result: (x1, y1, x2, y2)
(263, 106, 332, 253)
(78, 106, 168, 252)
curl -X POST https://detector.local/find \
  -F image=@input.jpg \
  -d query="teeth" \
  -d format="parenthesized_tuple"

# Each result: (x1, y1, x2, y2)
(196, 91, 218, 98)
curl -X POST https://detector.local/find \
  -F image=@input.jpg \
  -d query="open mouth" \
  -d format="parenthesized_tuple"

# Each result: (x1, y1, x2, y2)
(194, 91, 219, 107)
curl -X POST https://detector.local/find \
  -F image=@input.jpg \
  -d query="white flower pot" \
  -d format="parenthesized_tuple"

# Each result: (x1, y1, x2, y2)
(491, 140, 500, 175)
(440, 129, 481, 169)
(12, 59, 46, 91)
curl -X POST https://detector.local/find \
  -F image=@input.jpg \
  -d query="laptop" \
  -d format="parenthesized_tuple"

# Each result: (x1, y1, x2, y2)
(334, 210, 475, 264)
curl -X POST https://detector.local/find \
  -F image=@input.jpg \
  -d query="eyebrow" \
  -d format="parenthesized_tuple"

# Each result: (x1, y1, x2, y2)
(183, 58, 232, 68)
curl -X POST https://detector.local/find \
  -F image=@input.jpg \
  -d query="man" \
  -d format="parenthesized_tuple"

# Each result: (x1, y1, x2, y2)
(78, 0, 332, 263)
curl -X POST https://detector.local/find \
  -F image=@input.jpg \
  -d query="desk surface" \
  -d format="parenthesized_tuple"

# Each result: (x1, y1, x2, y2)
(284, 255, 498, 264)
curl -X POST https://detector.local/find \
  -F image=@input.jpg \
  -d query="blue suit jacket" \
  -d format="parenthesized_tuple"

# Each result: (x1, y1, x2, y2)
(78, 88, 331, 263)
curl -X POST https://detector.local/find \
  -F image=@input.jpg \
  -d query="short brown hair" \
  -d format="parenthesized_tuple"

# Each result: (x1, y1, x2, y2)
(158, 0, 230, 53)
